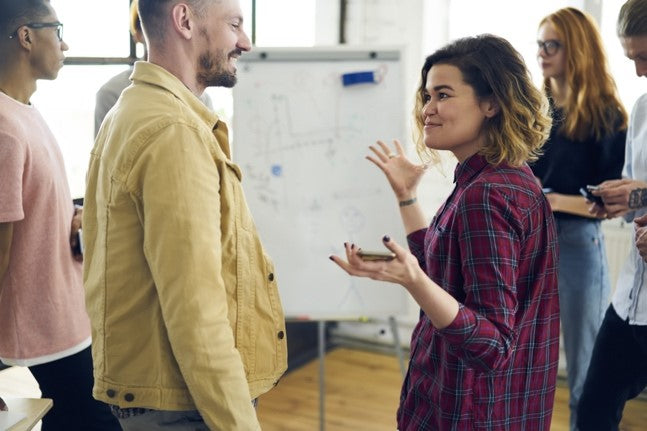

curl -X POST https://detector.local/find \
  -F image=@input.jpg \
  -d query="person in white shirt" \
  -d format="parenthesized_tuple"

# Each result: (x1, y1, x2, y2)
(578, 1, 647, 429)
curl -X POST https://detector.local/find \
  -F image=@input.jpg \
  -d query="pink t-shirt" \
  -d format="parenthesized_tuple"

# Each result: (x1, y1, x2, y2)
(0, 92, 90, 362)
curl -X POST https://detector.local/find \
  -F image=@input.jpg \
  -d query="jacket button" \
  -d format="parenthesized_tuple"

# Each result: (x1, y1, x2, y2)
(106, 389, 116, 398)
(124, 393, 135, 402)
(268, 273, 274, 282)
(277, 330, 285, 340)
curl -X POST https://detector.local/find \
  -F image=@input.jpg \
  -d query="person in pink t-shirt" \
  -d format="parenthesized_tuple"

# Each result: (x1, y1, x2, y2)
(0, 1, 120, 430)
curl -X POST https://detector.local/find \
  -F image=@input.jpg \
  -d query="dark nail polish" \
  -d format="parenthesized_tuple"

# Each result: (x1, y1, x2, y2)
(329, 256, 334, 261)
(383, 235, 391, 242)
(344, 242, 348, 247)
(351, 244, 355, 249)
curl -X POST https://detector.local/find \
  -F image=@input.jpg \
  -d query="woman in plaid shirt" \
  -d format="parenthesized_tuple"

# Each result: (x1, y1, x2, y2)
(331, 35, 560, 430)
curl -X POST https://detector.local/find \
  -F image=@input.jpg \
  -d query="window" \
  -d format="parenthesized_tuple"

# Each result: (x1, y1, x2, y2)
(52, 0, 131, 58)
(31, 65, 130, 198)
(255, 0, 316, 46)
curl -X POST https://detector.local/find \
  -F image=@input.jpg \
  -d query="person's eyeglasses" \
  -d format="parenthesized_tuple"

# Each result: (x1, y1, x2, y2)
(537, 39, 561, 56)
(9, 22, 64, 42)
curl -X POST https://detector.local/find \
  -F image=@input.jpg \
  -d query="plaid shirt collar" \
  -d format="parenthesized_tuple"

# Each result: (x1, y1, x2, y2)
(453, 153, 489, 185)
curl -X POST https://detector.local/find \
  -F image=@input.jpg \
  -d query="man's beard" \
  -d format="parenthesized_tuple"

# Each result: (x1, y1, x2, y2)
(197, 49, 239, 88)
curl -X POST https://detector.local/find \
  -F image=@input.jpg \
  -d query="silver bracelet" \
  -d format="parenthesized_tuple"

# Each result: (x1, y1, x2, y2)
(399, 197, 417, 207)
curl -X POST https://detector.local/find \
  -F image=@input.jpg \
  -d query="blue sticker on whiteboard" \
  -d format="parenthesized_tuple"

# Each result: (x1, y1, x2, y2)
(341, 71, 377, 86)
(271, 164, 282, 177)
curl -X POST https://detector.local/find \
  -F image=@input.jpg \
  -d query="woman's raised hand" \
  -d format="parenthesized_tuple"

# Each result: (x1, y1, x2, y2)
(367, 140, 427, 200)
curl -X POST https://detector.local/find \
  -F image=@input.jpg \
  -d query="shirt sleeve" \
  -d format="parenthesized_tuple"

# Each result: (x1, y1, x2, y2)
(623, 107, 636, 223)
(0, 130, 26, 222)
(128, 124, 260, 430)
(436, 183, 522, 372)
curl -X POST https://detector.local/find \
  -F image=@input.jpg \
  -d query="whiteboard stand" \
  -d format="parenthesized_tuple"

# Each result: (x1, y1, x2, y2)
(318, 321, 326, 431)
(316, 316, 406, 431)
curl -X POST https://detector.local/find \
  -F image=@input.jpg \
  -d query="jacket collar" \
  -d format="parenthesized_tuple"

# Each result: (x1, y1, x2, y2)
(130, 61, 220, 131)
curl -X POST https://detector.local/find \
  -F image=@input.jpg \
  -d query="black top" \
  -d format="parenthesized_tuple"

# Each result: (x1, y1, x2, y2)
(531, 107, 626, 220)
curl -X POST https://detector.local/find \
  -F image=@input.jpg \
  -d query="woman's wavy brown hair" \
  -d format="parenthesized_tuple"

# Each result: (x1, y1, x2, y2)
(413, 34, 551, 167)
(540, 7, 627, 141)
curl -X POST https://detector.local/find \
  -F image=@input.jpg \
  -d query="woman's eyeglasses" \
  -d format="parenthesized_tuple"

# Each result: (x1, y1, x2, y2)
(537, 39, 561, 56)
(9, 22, 64, 42)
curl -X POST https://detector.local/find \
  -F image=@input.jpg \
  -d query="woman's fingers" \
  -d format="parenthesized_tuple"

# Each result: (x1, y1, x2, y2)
(369, 139, 410, 167)
(376, 140, 392, 155)
(375, 140, 402, 160)
(393, 139, 405, 156)
(381, 235, 405, 257)
(329, 253, 381, 278)
(368, 145, 389, 164)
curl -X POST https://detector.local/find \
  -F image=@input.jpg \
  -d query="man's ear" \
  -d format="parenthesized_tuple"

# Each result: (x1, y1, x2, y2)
(15, 27, 33, 51)
(482, 98, 500, 118)
(171, 3, 195, 40)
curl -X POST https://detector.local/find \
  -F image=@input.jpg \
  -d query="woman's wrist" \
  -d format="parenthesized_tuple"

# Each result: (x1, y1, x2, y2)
(399, 197, 417, 207)
(396, 191, 417, 205)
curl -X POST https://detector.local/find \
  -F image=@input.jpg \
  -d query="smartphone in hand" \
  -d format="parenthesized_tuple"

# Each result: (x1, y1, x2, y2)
(357, 250, 396, 261)
(579, 185, 604, 206)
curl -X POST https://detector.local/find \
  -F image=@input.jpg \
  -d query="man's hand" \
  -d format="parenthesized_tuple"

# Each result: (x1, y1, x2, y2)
(593, 179, 647, 218)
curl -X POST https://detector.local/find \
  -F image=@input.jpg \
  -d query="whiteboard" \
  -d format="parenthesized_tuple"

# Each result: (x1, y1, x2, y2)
(232, 47, 409, 320)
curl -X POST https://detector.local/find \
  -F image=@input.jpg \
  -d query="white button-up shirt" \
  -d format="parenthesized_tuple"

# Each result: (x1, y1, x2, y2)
(614, 93, 647, 325)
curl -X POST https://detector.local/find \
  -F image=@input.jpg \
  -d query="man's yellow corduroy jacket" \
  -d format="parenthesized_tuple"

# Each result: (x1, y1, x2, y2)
(84, 61, 287, 430)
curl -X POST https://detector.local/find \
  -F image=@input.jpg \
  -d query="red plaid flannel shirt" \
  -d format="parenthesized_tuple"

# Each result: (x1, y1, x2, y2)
(398, 154, 560, 430)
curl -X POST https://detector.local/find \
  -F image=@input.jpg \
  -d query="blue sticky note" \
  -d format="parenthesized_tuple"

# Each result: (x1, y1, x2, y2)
(341, 71, 376, 86)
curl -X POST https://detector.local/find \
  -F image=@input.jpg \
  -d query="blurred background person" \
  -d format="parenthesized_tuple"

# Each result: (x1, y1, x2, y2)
(579, 0, 647, 429)
(531, 7, 628, 430)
